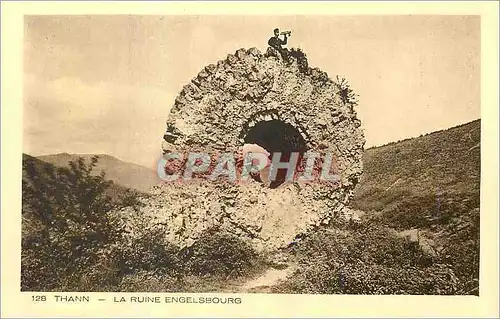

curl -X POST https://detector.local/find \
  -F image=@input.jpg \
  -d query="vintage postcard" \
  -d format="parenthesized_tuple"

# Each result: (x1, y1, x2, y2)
(1, 1, 499, 318)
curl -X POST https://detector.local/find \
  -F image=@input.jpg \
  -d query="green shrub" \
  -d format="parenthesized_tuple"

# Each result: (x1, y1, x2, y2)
(273, 222, 452, 295)
(180, 229, 262, 278)
(289, 48, 308, 73)
(117, 271, 184, 292)
(378, 194, 480, 231)
(334, 75, 359, 108)
(439, 207, 480, 294)
(273, 262, 459, 295)
(115, 226, 181, 278)
(294, 223, 434, 269)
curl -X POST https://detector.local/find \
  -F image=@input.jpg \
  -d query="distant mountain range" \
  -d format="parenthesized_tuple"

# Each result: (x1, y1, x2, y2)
(35, 153, 160, 193)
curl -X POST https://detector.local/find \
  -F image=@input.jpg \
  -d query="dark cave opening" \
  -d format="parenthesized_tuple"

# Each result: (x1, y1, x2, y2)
(243, 119, 308, 188)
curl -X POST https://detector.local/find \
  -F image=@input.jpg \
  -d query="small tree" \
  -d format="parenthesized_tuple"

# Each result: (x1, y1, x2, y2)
(22, 156, 125, 290)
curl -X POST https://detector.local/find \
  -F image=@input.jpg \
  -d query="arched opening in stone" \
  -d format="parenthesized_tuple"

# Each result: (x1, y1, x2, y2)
(243, 119, 308, 188)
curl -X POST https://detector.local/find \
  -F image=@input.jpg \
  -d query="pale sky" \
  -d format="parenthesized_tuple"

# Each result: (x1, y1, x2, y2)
(23, 15, 480, 169)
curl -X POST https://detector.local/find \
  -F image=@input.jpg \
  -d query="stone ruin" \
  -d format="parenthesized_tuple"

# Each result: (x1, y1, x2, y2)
(126, 46, 365, 252)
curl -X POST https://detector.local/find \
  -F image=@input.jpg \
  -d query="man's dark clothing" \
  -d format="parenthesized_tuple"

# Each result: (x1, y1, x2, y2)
(268, 35, 287, 51)
(268, 35, 289, 61)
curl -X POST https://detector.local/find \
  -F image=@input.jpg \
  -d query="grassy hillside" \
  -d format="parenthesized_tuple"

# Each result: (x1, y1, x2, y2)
(272, 119, 481, 295)
(351, 119, 480, 221)
(37, 153, 160, 193)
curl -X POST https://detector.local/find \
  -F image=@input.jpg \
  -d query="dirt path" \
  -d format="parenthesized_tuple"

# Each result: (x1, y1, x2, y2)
(237, 264, 297, 293)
